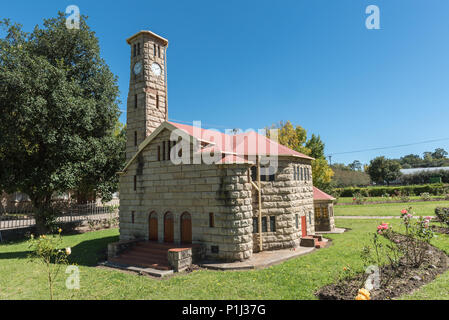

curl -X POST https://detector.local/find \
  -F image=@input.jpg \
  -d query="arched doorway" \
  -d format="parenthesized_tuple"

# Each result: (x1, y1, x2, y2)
(180, 212, 192, 244)
(164, 212, 174, 243)
(148, 211, 158, 241)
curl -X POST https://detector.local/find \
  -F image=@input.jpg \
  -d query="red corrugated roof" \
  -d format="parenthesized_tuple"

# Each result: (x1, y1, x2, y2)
(215, 154, 253, 165)
(313, 187, 335, 201)
(168, 121, 313, 160)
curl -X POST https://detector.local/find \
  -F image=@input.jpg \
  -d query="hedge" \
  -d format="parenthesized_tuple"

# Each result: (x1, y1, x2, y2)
(334, 184, 449, 197)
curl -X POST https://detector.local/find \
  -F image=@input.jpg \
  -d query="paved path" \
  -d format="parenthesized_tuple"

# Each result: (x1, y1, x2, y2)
(200, 246, 317, 270)
(335, 215, 435, 219)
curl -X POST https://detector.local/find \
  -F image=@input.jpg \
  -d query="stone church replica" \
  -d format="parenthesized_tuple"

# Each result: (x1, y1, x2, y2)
(115, 30, 335, 267)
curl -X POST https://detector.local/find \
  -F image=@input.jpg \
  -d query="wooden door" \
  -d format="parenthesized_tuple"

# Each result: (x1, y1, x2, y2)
(301, 215, 307, 237)
(164, 212, 174, 243)
(148, 212, 158, 241)
(180, 212, 192, 244)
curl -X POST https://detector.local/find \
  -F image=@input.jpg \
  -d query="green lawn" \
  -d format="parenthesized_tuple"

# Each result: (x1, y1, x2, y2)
(336, 196, 445, 204)
(0, 218, 448, 300)
(334, 200, 449, 216)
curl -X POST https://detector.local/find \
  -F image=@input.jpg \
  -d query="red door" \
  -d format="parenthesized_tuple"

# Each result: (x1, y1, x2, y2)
(301, 215, 307, 237)
(148, 212, 158, 241)
(180, 212, 192, 244)
(164, 212, 174, 243)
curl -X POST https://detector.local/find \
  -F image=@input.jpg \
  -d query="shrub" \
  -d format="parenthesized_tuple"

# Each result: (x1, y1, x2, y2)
(27, 229, 71, 300)
(361, 210, 434, 280)
(435, 207, 449, 227)
(420, 192, 432, 201)
(352, 192, 367, 205)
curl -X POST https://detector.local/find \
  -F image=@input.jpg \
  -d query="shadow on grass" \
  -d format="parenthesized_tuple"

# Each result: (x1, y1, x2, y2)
(0, 250, 32, 260)
(69, 235, 119, 266)
(0, 235, 119, 267)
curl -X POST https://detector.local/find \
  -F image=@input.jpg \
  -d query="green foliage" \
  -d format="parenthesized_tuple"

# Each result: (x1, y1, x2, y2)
(352, 192, 367, 205)
(27, 229, 70, 299)
(420, 192, 432, 201)
(1, 221, 449, 299)
(335, 183, 447, 198)
(435, 207, 449, 227)
(400, 169, 449, 185)
(399, 148, 449, 168)
(267, 121, 334, 191)
(331, 166, 371, 187)
(0, 13, 125, 231)
(305, 134, 325, 159)
(367, 156, 402, 185)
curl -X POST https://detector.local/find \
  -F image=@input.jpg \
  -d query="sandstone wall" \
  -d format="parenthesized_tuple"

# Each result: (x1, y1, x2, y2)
(252, 158, 314, 252)
(119, 129, 253, 261)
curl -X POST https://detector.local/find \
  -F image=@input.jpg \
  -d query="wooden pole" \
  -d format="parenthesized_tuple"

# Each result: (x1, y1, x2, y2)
(256, 156, 263, 252)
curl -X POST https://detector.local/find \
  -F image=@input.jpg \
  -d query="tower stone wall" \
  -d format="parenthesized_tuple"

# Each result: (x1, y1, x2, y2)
(126, 31, 168, 161)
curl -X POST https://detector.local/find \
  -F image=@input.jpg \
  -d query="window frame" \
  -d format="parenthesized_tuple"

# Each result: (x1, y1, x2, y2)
(262, 216, 267, 232)
(270, 216, 276, 232)
(209, 212, 215, 228)
(253, 217, 258, 233)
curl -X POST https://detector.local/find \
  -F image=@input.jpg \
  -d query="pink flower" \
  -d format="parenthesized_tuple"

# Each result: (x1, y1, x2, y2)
(425, 216, 432, 221)
(401, 209, 408, 215)
(377, 223, 389, 231)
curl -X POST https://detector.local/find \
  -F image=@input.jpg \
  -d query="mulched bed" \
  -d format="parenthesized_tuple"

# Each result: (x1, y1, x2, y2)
(431, 225, 449, 235)
(316, 234, 449, 300)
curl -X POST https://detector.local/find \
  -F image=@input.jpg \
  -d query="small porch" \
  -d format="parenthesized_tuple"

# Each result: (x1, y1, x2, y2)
(106, 240, 205, 275)
(313, 187, 336, 232)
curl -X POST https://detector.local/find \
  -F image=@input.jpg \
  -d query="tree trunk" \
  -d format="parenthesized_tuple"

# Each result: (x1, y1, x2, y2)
(31, 194, 54, 235)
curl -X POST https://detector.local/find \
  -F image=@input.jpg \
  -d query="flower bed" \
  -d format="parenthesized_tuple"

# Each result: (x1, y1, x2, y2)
(316, 210, 449, 300)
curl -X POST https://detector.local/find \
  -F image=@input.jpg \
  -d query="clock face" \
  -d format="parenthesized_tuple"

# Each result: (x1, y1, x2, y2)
(133, 62, 142, 75)
(151, 62, 162, 76)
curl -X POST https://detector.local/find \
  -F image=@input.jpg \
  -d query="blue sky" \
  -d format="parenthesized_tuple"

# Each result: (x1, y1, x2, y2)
(2, 0, 449, 165)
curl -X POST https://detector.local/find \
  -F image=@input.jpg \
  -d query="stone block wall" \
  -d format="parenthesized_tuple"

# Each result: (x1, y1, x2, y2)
(119, 128, 253, 261)
(252, 158, 314, 252)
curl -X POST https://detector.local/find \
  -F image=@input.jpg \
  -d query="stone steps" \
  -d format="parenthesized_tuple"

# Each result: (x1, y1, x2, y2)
(300, 235, 328, 249)
(109, 242, 172, 270)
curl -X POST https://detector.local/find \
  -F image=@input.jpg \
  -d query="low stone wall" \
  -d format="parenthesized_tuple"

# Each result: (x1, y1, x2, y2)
(168, 248, 192, 272)
(167, 245, 206, 272)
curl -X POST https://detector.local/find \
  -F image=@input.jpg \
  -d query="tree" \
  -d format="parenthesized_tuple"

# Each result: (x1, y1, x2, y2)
(0, 14, 125, 233)
(432, 148, 448, 159)
(268, 121, 334, 191)
(367, 157, 402, 185)
(305, 134, 325, 159)
(400, 154, 422, 168)
(348, 160, 362, 171)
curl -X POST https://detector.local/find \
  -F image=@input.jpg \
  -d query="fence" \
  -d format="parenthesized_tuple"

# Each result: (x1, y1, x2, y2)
(0, 199, 119, 231)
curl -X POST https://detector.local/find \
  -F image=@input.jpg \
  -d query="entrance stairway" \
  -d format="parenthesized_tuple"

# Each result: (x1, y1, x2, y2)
(300, 235, 328, 249)
(109, 241, 180, 270)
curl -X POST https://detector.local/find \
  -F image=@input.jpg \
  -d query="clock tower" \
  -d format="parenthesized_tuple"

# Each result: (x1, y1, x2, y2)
(126, 30, 168, 160)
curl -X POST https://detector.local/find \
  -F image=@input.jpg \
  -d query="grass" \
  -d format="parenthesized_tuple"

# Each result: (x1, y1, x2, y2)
(336, 196, 446, 204)
(0, 218, 448, 300)
(334, 200, 449, 217)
